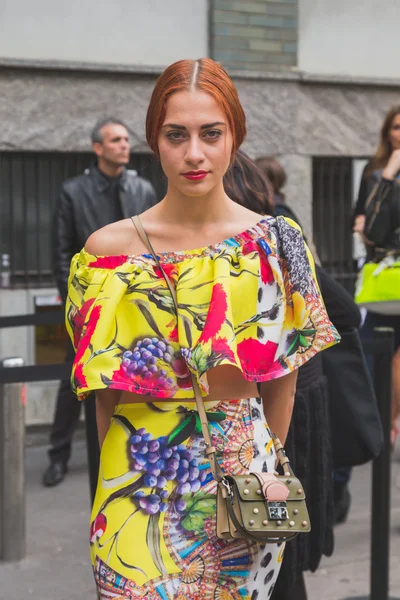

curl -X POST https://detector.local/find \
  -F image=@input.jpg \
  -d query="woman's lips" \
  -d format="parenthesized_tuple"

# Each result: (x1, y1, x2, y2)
(182, 172, 209, 181)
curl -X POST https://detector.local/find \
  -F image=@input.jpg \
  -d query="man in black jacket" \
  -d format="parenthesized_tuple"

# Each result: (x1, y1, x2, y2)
(43, 117, 158, 487)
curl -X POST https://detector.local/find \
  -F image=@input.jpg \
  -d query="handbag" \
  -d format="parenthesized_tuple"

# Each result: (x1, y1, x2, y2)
(355, 253, 400, 315)
(131, 215, 311, 543)
(322, 328, 383, 468)
(355, 177, 400, 314)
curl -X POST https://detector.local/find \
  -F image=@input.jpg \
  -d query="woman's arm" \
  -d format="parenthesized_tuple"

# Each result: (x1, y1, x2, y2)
(95, 389, 121, 449)
(260, 370, 298, 445)
(382, 149, 400, 180)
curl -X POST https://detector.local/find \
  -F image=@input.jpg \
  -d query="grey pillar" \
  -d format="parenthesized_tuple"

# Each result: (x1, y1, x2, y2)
(278, 154, 313, 238)
(0, 357, 25, 561)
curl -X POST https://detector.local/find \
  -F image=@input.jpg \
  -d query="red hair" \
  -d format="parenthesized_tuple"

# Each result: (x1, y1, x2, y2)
(146, 58, 246, 157)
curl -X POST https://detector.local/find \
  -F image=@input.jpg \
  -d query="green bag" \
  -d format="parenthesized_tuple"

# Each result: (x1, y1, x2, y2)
(355, 255, 400, 314)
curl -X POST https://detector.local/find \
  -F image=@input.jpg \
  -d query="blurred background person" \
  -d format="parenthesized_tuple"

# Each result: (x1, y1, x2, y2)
(254, 155, 290, 216)
(255, 155, 321, 264)
(353, 106, 400, 448)
(256, 154, 383, 527)
(43, 117, 158, 487)
(225, 151, 365, 600)
(353, 105, 400, 234)
(224, 148, 274, 214)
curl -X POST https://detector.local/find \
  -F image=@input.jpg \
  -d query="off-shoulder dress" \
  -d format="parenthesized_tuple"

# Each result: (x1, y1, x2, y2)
(66, 216, 339, 599)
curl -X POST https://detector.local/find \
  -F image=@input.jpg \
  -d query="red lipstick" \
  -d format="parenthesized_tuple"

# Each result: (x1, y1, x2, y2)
(182, 170, 209, 181)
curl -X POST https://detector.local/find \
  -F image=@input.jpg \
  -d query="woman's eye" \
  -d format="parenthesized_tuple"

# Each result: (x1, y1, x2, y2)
(166, 131, 185, 141)
(204, 130, 222, 140)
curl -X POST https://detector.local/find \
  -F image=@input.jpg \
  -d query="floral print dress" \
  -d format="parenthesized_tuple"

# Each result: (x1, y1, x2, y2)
(66, 216, 339, 599)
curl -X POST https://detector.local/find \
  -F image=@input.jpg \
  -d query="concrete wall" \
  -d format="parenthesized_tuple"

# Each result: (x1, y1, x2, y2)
(3, 68, 396, 156)
(213, 0, 297, 72)
(0, 0, 208, 67)
(298, 0, 399, 79)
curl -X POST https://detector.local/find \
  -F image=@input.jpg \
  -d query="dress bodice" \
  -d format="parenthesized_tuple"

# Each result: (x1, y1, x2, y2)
(66, 216, 339, 400)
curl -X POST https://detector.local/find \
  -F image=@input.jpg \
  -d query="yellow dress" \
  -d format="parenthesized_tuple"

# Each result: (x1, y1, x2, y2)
(66, 216, 339, 599)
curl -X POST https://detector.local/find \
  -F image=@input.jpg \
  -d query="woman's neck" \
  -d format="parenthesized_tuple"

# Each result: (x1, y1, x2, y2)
(157, 182, 235, 228)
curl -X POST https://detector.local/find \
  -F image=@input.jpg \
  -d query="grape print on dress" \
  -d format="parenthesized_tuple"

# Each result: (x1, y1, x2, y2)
(129, 429, 204, 514)
(90, 398, 283, 599)
(112, 336, 189, 397)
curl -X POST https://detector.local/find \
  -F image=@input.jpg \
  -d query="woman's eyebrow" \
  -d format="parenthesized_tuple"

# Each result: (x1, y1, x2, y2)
(162, 123, 186, 130)
(200, 121, 225, 129)
(162, 121, 226, 130)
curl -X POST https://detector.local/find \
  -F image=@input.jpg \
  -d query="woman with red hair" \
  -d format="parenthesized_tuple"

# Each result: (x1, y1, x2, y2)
(66, 58, 339, 599)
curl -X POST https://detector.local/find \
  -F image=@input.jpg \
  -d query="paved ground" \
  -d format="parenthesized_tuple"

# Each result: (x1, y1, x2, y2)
(305, 447, 400, 600)
(1, 436, 400, 599)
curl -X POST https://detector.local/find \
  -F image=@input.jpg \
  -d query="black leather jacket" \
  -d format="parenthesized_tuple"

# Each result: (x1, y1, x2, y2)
(53, 165, 158, 300)
(364, 177, 400, 257)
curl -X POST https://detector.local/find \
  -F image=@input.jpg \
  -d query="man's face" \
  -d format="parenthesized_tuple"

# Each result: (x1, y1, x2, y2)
(93, 124, 130, 166)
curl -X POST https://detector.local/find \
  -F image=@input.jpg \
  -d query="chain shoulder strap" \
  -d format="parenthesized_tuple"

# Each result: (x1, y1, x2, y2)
(131, 215, 224, 481)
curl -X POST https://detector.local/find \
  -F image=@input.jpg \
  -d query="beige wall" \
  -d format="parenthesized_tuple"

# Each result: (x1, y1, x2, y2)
(298, 0, 398, 79)
(0, 0, 208, 67)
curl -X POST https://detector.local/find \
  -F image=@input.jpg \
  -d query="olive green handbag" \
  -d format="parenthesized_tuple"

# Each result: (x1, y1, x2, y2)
(131, 215, 311, 544)
(215, 438, 310, 543)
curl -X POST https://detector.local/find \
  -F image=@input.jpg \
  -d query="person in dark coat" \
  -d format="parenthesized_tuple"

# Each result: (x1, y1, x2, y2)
(43, 117, 158, 487)
(353, 106, 400, 448)
(224, 151, 361, 599)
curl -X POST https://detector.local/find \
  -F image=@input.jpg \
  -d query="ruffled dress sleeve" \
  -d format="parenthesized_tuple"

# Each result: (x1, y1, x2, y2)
(65, 217, 339, 400)
(230, 216, 339, 384)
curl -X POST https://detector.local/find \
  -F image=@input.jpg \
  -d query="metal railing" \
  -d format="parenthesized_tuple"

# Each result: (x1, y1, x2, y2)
(313, 156, 358, 294)
(0, 308, 99, 562)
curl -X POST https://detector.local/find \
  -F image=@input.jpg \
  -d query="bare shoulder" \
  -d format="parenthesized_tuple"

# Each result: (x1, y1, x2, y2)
(85, 219, 143, 256)
(230, 203, 268, 229)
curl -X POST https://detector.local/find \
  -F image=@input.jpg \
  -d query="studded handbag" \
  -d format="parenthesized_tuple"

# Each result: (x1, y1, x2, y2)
(131, 215, 311, 543)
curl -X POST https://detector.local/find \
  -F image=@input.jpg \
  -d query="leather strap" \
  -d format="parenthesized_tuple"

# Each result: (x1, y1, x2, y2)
(364, 179, 391, 238)
(131, 215, 224, 482)
(130, 215, 292, 481)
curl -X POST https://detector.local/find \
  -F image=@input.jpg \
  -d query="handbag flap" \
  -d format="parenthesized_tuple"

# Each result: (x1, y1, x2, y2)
(228, 474, 306, 501)
(224, 475, 311, 535)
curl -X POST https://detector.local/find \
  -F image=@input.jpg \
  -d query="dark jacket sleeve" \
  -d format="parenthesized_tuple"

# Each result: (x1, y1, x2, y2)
(52, 185, 77, 301)
(316, 265, 361, 331)
(273, 202, 301, 225)
(364, 178, 400, 248)
(352, 162, 373, 228)
(142, 178, 158, 208)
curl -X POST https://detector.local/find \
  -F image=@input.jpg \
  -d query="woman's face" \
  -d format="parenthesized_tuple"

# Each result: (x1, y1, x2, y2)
(389, 113, 400, 151)
(158, 89, 233, 197)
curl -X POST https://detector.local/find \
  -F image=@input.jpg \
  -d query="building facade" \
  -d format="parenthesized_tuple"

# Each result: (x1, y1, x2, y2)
(0, 0, 398, 424)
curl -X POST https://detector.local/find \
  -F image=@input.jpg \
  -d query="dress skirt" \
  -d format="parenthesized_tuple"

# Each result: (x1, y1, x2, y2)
(90, 398, 284, 599)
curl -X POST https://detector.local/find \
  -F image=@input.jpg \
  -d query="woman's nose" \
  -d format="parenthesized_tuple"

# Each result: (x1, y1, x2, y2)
(185, 138, 205, 165)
